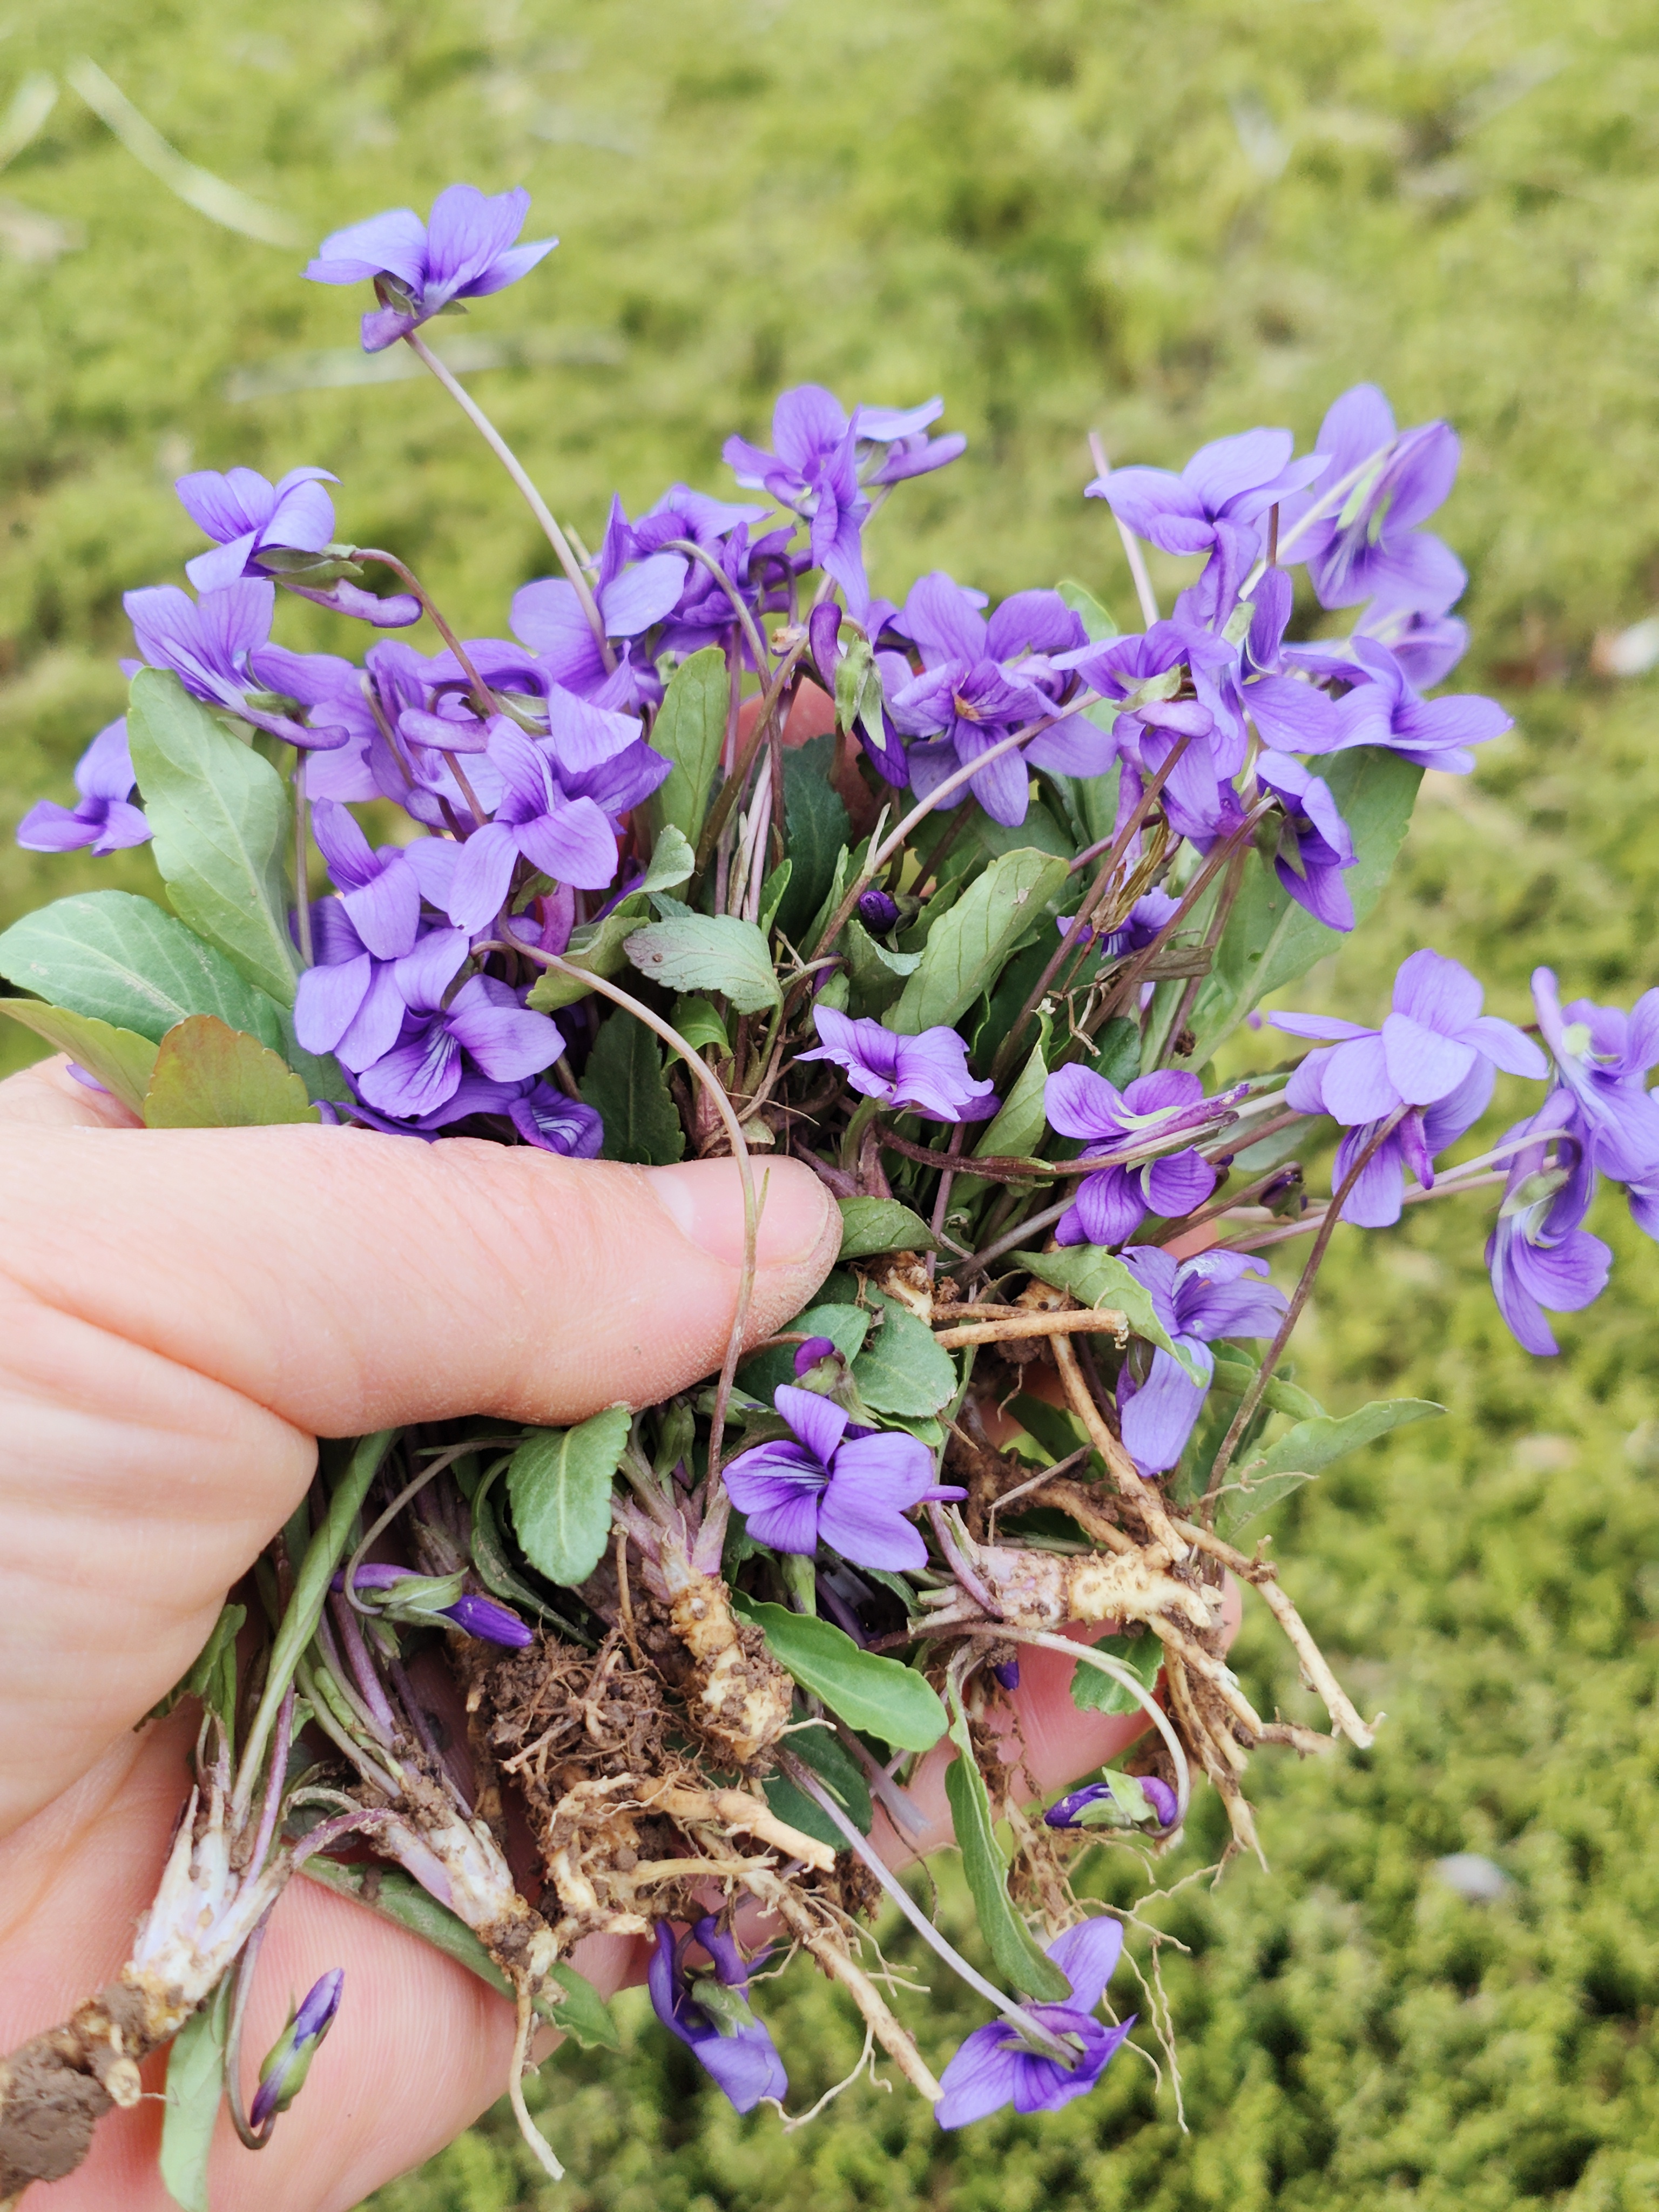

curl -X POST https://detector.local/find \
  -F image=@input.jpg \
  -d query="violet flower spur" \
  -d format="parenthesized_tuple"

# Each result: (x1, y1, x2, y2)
(304, 184, 557, 353)
(16, 718, 150, 855)
(1114, 1247, 1289, 1476)
(934, 1919, 1133, 2129)
(123, 578, 348, 750)
(1486, 1097, 1611, 1354)
(1273, 948, 1547, 1125)
(887, 572, 1105, 826)
(1045, 1065, 1220, 1247)
(1530, 968, 1659, 1184)
(723, 1383, 958, 1572)
(352, 927, 564, 1121)
(648, 1919, 787, 2115)
(797, 1006, 999, 1122)
(1280, 382, 1466, 614)
(248, 1970, 343, 2132)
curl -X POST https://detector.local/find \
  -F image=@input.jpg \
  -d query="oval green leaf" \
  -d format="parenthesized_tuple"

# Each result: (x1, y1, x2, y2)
(508, 1405, 632, 1588)
(735, 1598, 947, 1751)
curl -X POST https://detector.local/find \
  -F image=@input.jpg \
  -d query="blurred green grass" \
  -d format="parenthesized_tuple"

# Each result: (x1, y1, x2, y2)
(4, 2, 1659, 2206)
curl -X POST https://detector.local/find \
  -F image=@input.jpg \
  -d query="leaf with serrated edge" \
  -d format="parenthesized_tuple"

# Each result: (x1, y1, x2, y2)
(0, 999, 157, 1114)
(578, 1011, 685, 1164)
(837, 1197, 938, 1259)
(508, 1405, 632, 1588)
(624, 914, 780, 1013)
(853, 1290, 958, 1414)
(127, 668, 298, 1007)
(143, 1015, 320, 1127)
(736, 1598, 947, 1750)
(0, 889, 288, 1050)
(1218, 1397, 1444, 1535)
(647, 647, 727, 846)
(888, 847, 1070, 1034)
(943, 1685, 1073, 2001)
(1016, 1246, 1205, 1381)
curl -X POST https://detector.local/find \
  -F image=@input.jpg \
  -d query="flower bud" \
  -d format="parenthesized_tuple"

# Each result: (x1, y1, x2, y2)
(857, 887, 900, 934)
(1044, 1773, 1177, 1832)
(249, 1969, 342, 2131)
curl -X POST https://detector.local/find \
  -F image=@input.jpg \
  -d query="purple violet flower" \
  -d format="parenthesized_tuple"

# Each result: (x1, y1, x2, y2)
(437, 719, 623, 931)
(507, 1081, 604, 1158)
(798, 1006, 999, 1122)
(648, 1919, 787, 2114)
(1045, 1065, 1221, 1247)
(1330, 1058, 1495, 1229)
(935, 1919, 1133, 2129)
(1055, 622, 1245, 842)
(249, 1969, 343, 2131)
(176, 466, 337, 593)
(1255, 753, 1358, 931)
(305, 184, 557, 353)
(309, 799, 451, 959)
(1485, 1097, 1611, 1354)
(293, 902, 411, 1073)
(353, 928, 564, 1121)
(1299, 635, 1512, 774)
(1273, 949, 1546, 1125)
(1090, 428, 1326, 631)
(793, 1336, 839, 1375)
(1281, 383, 1466, 614)
(1114, 1248, 1289, 1476)
(1046, 1773, 1178, 1831)
(16, 719, 151, 856)
(886, 572, 1102, 826)
(511, 493, 692, 712)
(1530, 968, 1659, 1184)
(123, 579, 348, 750)
(723, 1383, 957, 1571)
(336, 1562, 532, 1648)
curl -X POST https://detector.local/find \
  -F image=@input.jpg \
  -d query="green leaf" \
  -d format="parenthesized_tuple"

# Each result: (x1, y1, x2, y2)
(624, 914, 780, 1013)
(643, 822, 696, 894)
(972, 801, 1073, 864)
(1015, 1246, 1205, 1381)
(1208, 1355, 1324, 1424)
(0, 889, 289, 1050)
(142, 1014, 321, 1127)
(1219, 1397, 1445, 1536)
(758, 858, 792, 937)
(0, 997, 157, 1114)
(844, 914, 921, 1016)
(736, 1300, 870, 1404)
(943, 1687, 1072, 2002)
(975, 1037, 1048, 1161)
(836, 1197, 938, 1260)
(764, 1725, 874, 1851)
(127, 668, 299, 1007)
(776, 737, 851, 947)
(525, 892, 651, 1011)
(888, 847, 1070, 1035)
(1008, 1392, 1088, 1468)
(1057, 578, 1118, 640)
(296, 1860, 620, 2047)
(1085, 1015, 1141, 1090)
(853, 1291, 959, 1416)
(508, 1405, 632, 1588)
(469, 1469, 593, 1644)
(735, 1598, 947, 1750)
(159, 1977, 231, 2212)
(647, 646, 728, 847)
(1185, 748, 1422, 1064)
(579, 1011, 686, 1164)
(1068, 1629, 1163, 1714)
(667, 993, 731, 1063)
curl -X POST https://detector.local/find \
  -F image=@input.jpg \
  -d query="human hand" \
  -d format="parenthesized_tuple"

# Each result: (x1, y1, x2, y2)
(0, 1056, 1208, 2210)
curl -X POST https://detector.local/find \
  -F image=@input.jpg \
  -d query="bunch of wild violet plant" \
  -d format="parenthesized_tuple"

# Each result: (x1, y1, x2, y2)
(3, 178, 1655, 2203)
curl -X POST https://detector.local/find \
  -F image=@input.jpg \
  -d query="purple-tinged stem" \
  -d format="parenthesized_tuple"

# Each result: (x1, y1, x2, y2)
(326, 1594, 400, 1745)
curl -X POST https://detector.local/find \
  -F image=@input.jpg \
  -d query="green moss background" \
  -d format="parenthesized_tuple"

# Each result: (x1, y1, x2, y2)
(3, 1, 1659, 2204)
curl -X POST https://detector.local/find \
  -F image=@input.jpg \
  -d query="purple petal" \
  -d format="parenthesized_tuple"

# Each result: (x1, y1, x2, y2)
(774, 1381, 850, 1467)
(900, 571, 988, 665)
(444, 976, 563, 1081)
(1046, 1917, 1123, 2012)
(1098, 469, 1213, 554)
(1380, 1013, 1477, 1107)
(443, 822, 520, 933)
(1044, 1064, 1129, 1143)
(771, 382, 851, 470)
(15, 799, 99, 852)
(1067, 1166, 1148, 1247)
(1118, 1344, 1212, 1474)
(1142, 1148, 1216, 1220)
(1332, 1125, 1408, 1227)
(358, 1020, 462, 1118)
(599, 555, 688, 637)
(934, 2022, 1025, 2128)
(1318, 1033, 1398, 1125)
(1391, 948, 1483, 1035)
(340, 857, 422, 961)
(1464, 1014, 1548, 1081)
(392, 926, 471, 1014)
(511, 795, 619, 891)
(306, 206, 428, 287)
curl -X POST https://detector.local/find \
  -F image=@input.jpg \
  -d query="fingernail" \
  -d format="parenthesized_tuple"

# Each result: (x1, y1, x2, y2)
(646, 1158, 835, 1271)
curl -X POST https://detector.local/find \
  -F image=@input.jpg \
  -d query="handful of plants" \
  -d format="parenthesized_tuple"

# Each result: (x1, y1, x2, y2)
(3, 181, 1651, 2204)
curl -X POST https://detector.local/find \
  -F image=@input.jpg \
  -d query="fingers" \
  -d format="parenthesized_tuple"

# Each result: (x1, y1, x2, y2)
(0, 1712, 644, 2212)
(0, 1064, 839, 1830)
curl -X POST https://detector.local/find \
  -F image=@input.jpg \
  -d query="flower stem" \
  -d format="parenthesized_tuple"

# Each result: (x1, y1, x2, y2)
(402, 331, 612, 671)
